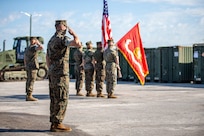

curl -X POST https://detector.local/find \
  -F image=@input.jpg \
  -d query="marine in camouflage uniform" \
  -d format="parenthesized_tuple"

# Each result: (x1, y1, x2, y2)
(46, 20, 81, 132)
(93, 41, 106, 97)
(83, 41, 95, 97)
(24, 37, 43, 101)
(73, 46, 84, 96)
(104, 39, 120, 98)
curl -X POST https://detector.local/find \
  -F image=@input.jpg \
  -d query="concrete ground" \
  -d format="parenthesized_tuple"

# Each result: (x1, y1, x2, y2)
(0, 80, 204, 136)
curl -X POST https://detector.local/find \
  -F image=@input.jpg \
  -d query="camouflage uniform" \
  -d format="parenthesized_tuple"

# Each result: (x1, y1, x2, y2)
(47, 28, 70, 124)
(84, 46, 95, 95)
(93, 44, 105, 95)
(73, 47, 84, 93)
(24, 44, 39, 95)
(104, 45, 118, 96)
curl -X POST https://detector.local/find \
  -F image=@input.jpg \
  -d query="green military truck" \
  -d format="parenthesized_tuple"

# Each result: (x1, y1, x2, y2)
(0, 36, 48, 81)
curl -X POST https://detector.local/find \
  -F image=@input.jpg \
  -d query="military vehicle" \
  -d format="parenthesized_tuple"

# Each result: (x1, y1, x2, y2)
(0, 36, 48, 81)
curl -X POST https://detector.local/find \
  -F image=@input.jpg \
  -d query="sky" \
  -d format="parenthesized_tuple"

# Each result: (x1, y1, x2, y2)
(0, 0, 204, 51)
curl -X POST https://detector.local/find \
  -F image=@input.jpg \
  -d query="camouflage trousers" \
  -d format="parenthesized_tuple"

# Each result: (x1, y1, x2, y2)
(84, 68, 95, 92)
(105, 67, 117, 94)
(95, 69, 105, 93)
(25, 69, 37, 94)
(74, 65, 84, 91)
(49, 75, 69, 124)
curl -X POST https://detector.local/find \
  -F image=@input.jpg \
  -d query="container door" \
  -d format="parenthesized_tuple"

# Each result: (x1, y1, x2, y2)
(172, 46, 179, 82)
(160, 47, 173, 83)
(153, 48, 161, 82)
(144, 48, 155, 82)
(193, 44, 204, 83)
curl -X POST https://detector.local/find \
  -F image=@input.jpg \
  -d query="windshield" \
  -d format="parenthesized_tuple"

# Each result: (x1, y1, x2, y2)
(13, 39, 18, 49)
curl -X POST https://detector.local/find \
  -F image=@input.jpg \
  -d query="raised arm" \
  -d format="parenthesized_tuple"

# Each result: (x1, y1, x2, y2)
(35, 39, 43, 50)
(68, 27, 81, 47)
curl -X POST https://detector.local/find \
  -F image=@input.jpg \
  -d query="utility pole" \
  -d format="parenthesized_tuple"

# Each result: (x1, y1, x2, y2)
(21, 11, 41, 38)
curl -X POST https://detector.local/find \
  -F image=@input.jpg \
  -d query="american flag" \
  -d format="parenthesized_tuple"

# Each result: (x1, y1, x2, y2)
(102, 0, 112, 50)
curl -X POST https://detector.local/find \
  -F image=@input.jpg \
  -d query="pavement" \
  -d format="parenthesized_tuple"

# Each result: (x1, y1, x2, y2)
(0, 79, 204, 136)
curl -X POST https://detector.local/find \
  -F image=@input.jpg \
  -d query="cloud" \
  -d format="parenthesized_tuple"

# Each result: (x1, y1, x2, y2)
(200, 17, 204, 25)
(66, 10, 102, 44)
(141, 0, 202, 6)
(98, 4, 203, 47)
(112, 0, 204, 6)
(0, 12, 21, 26)
(110, 13, 136, 41)
(140, 7, 204, 46)
(1, 2, 204, 50)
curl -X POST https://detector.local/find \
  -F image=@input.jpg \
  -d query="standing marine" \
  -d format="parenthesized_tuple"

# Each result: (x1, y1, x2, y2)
(24, 37, 43, 101)
(104, 39, 120, 98)
(46, 20, 81, 132)
(73, 45, 84, 96)
(83, 41, 95, 97)
(93, 41, 106, 97)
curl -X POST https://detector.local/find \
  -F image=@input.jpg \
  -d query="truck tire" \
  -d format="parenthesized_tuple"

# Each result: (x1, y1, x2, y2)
(37, 67, 47, 79)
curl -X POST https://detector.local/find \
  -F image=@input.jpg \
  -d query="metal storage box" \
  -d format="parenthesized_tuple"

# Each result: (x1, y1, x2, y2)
(118, 51, 129, 80)
(159, 46, 193, 83)
(193, 43, 204, 83)
(144, 48, 156, 82)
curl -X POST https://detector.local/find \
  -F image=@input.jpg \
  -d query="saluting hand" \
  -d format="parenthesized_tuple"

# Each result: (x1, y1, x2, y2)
(68, 27, 75, 36)
(35, 39, 41, 45)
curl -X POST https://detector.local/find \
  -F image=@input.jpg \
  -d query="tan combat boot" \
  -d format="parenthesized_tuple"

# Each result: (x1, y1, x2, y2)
(108, 93, 117, 99)
(97, 93, 106, 98)
(26, 93, 38, 101)
(50, 123, 72, 132)
(76, 90, 84, 96)
(86, 91, 96, 97)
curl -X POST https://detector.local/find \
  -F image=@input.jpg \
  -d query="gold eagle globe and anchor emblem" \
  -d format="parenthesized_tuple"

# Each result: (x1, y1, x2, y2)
(133, 47, 142, 61)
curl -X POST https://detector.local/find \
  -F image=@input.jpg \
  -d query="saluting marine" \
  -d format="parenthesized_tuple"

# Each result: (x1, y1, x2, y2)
(46, 20, 81, 132)
(24, 37, 43, 101)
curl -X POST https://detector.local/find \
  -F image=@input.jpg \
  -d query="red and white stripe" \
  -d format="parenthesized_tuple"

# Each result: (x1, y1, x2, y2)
(102, 0, 112, 50)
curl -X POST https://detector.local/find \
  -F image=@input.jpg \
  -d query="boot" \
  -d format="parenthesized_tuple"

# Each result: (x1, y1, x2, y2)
(108, 93, 117, 99)
(26, 93, 38, 101)
(97, 93, 106, 98)
(86, 91, 96, 97)
(76, 90, 84, 96)
(50, 123, 72, 132)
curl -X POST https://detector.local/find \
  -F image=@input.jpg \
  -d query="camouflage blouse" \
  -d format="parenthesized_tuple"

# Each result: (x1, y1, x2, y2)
(24, 45, 39, 70)
(47, 31, 71, 76)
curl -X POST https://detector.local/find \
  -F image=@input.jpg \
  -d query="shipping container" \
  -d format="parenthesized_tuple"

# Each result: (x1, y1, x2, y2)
(173, 46, 193, 83)
(144, 48, 160, 82)
(193, 43, 204, 83)
(118, 51, 129, 80)
(144, 48, 161, 82)
(127, 62, 136, 81)
(159, 46, 193, 83)
(160, 47, 173, 82)
(144, 48, 156, 82)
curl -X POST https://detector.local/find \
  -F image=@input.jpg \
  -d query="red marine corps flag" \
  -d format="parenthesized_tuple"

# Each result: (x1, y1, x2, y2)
(117, 23, 149, 85)
(102, 0, 112, 50)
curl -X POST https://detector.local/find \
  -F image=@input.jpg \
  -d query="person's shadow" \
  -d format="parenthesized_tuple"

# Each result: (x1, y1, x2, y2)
(0, 128, 48, 132)
(0, 112, 92, 136)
